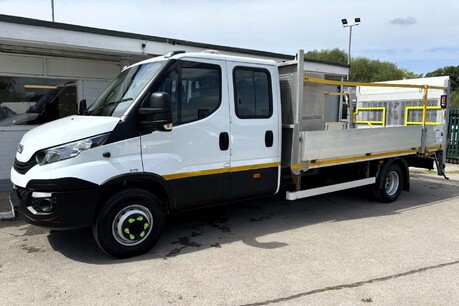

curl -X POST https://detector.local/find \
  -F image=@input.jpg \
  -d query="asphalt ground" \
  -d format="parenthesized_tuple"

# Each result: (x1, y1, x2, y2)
(0, 192, 13, 220)
(0, 168, 458, 305)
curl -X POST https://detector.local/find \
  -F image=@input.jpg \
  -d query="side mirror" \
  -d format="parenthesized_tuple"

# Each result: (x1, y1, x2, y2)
(139, 92, 172, 131)
(79, 99, 87, 115)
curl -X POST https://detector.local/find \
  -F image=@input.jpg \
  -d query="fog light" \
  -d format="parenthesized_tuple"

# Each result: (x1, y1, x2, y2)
(32, 192, 53, 199)
(37, 199, 54, 213)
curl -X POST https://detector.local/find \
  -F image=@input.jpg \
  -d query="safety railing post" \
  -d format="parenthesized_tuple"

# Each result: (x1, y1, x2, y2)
(422, 85, 429, 127)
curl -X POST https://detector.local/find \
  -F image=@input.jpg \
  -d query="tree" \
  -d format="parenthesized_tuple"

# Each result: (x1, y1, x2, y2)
(305, 48, 348, 65)
(425, 66, 459, 109)
(425, 66, 459, 91)
(304, 48, 421, 82)
(450, 91, 459, 109)
(350, 57, 422, 82)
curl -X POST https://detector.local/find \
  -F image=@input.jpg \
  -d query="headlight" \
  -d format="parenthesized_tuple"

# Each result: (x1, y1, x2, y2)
(36, 133, 109, 165)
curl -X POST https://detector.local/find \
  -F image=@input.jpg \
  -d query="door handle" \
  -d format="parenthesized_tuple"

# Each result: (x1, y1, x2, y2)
(265, 130, 274, 147)
(219, 132, 229, 151)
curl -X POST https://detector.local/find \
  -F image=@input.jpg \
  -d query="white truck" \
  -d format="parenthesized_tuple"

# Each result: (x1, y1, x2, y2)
(10, 50, 450, 258)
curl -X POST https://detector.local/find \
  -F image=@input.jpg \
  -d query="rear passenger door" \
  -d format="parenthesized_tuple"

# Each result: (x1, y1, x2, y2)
(226, 61, 281, 200)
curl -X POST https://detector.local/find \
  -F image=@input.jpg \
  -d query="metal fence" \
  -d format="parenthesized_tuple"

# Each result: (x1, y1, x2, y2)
(447, 108, 459, 164)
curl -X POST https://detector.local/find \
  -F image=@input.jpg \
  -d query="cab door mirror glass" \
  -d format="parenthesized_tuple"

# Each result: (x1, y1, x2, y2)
(139, 92, 173, 131)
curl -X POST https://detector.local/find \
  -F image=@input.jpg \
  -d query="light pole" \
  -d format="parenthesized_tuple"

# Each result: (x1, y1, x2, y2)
(341, 18, 361, 69)
(51, 0, 55, 22)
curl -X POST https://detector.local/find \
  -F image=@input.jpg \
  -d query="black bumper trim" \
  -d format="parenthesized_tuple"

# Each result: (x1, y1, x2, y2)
(12, 178, 103, 230)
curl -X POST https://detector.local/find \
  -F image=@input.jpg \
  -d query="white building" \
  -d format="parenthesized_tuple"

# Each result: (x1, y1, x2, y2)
(0, 14, 348, 190)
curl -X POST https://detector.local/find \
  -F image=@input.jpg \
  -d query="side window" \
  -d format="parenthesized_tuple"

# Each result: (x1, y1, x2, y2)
(153, 62, 221, 125)
(180, 65, 220, 124)
(234, 68, 272, 119)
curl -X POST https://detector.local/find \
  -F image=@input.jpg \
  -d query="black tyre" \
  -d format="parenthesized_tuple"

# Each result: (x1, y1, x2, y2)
(374, 163, 403, 203)
(93, 188, 165, 258)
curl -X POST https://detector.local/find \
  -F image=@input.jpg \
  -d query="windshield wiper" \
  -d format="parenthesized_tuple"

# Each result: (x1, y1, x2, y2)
(88, 98, 133, 115)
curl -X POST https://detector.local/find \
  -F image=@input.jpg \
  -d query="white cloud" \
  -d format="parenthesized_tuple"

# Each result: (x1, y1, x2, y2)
(390, 17, 417, 26)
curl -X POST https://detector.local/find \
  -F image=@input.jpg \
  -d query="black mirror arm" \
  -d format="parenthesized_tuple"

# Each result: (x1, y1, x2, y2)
(79, 99, 87, 115)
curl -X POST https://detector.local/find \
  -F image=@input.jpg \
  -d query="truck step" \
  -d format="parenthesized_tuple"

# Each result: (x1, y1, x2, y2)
(286, 177, 376, 201)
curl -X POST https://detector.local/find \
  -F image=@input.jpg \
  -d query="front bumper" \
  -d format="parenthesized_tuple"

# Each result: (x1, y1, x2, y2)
(10, 181, 103, 230)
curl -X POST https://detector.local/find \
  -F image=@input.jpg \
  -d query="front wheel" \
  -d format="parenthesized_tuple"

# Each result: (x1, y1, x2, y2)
(373, 163, 403, 203)
(93, 188, 165, 258)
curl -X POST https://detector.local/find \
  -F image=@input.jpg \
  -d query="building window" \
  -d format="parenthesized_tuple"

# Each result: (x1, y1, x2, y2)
(234, 68, 272, 119)
(0, 76, 77, 126)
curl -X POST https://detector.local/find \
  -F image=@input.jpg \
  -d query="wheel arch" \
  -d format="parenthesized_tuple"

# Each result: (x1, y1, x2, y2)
(96, 173, 176, 220)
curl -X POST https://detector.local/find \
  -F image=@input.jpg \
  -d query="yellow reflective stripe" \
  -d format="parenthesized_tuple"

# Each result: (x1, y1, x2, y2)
(291, 163, 304, 170)
(231, 162, 279, 172)
(163, 168, 230, 180)
(162, 162, 280, 181)
(426, 145, 443, 151)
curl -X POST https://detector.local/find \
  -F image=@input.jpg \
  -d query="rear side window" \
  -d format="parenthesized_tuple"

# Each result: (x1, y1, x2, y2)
(234, 68, 272, 119)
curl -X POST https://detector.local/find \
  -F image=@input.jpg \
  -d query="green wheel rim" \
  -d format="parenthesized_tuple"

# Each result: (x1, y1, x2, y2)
(112, 205, 153, 246)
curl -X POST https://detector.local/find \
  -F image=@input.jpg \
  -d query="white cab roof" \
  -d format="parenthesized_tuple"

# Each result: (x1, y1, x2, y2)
(132, 51, 278, 69)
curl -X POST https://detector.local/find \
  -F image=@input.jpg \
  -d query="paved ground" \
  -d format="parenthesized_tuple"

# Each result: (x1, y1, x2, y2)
(1, 169, 458, 305)
(0, 192, 13, 219)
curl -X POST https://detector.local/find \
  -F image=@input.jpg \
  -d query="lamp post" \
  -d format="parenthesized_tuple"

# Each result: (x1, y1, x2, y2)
(341, 18, 361, 71)
(51, 0, 55, 22)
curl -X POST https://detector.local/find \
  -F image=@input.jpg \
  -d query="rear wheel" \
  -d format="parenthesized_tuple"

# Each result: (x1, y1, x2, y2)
(93, 188, 165, 258)
(374, 163, 403, 203)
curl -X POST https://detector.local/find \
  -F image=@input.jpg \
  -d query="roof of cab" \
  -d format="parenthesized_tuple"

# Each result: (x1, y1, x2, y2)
(129, 50, 278, 69)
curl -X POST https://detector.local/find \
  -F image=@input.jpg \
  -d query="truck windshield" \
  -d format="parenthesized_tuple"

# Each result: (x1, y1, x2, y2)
(87, 61, 166, 117)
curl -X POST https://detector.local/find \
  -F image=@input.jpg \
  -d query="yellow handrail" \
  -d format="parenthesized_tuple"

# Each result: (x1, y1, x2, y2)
(303, 76, 446, 90)
(304, 76, 446, 127)
(324, 91, 348, 96)
(404, 105, 442, 126)
(353, 107, 386, 128)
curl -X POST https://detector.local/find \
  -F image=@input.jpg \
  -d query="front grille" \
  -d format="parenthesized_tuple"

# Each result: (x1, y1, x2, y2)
(14, 157, 37, 175)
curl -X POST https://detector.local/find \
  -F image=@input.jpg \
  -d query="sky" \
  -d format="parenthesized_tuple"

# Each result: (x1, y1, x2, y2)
(1, 0, 458, 75)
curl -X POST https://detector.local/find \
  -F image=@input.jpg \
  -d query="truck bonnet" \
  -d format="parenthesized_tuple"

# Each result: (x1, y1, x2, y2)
(16, 115, 121, 162)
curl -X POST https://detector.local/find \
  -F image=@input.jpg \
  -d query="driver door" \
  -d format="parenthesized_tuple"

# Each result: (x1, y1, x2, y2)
(141, 59, 231, 211)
